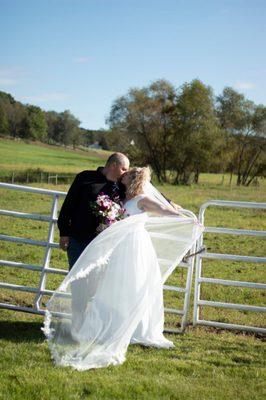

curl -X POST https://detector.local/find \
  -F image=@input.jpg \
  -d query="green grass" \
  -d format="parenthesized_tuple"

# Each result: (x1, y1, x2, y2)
(0, 138, 108, 177)
(0, 313, 265, 400)
(0, 138, 266, 399)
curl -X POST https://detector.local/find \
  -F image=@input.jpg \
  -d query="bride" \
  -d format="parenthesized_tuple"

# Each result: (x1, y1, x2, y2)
(43, 167, 204, 371)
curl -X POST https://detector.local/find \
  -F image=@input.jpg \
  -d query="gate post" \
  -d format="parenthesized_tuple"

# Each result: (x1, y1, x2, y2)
(35, 194, 59, 310)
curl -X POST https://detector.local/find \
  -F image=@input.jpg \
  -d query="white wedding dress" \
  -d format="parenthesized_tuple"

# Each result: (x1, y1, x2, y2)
(43, 188, 204, 371)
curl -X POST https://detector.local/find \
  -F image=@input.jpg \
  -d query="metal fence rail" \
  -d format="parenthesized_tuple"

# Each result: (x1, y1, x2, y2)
(0, 182, 67, 316)
(0, 182, 195, 333)
(193, 200, 266, 334)
(164, 242, 198, 333)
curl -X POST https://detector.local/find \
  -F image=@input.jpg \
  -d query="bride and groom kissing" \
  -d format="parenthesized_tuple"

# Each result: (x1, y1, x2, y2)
(57, 152, 181, 270)
(43, 152, 204, 371)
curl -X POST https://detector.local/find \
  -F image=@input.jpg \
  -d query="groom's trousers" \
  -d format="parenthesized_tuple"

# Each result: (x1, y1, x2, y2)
(67, 237, 90, 270)
(67, 237, 92, 331)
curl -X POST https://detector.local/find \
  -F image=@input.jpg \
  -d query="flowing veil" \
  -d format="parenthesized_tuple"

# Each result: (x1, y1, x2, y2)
(42, 184, 204, 370)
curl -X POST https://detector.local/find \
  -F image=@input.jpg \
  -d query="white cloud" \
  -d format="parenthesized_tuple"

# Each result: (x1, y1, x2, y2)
(21, 92, 70, 102)
(234, 82, 256, 90)
(74, 56, 89, 63)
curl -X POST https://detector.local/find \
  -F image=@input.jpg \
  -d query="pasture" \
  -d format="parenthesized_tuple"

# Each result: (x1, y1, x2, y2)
(0, 138, 265, 399)
(0, 138, 107, 179)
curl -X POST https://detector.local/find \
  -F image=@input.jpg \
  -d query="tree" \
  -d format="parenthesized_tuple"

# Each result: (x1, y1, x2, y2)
(45, 111, 61, 143)
(23, 105, 48, 140)
(217, 88, 266, 185)
(58, 110, 81, 148)
(0, 91, 17, 137)
(0, 103, 9, 135)
(172, 79, 220, 184)
(5, 101, 27, 138)
(108, 79, 177, 182)
(0, 90, 86, 147)
(108, 79, 221, 184)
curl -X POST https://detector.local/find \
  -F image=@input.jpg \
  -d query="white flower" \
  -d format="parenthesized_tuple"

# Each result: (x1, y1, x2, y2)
(108, 210, 117, 219)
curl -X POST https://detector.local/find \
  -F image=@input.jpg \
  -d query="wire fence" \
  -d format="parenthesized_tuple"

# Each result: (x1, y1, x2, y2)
(1, 170, 75, 185)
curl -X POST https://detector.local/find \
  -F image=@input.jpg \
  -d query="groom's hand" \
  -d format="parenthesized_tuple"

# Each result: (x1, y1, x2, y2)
(60, 236, 69, 251)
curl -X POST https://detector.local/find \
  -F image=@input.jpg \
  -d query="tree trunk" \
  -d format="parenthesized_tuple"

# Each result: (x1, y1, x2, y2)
(245, 165, 261, 186)
(229, 171, 233, 186)
(139, 122, 163, 182)
(237, 172, 242, 186)
(241, 150, 261, 185)
(193, 168, 199, 184)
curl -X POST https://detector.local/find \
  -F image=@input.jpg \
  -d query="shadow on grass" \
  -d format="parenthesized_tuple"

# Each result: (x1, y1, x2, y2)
(0, 320, 43, 343)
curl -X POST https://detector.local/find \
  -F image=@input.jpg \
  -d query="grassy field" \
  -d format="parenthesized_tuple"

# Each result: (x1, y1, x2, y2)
(0, 138, 108, 178)
(0, 138, 265, 399)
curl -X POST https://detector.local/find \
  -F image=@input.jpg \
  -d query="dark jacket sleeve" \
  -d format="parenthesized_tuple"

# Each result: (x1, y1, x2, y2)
(57, 172, 83, 236)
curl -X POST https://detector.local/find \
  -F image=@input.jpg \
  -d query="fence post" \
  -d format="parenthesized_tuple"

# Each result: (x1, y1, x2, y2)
(11, 172, 15, 184)
(34, 194, 59, 310)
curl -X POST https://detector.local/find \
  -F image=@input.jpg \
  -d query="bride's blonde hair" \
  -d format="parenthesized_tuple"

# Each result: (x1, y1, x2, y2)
(126, 167, 151, 197)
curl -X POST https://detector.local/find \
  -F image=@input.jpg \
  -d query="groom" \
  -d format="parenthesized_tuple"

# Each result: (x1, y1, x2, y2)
(57, 152, 130, 269)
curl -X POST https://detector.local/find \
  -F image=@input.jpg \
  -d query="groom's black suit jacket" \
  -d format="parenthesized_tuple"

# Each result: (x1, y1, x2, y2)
(57, 167, 126, 244)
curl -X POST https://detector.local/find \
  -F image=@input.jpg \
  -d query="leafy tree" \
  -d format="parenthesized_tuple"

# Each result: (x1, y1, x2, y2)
(5, 101, 27, 138)
(0, 104, 9, 135)
(108, 79, 222, 184)
(172, 79, 220, 184)
(108, 79, 177, 182)
(0, 91, 16, 104)
(217, 88, 266, 185)
(81, 128, 110, 149)
(45, 111, 61, 143)
(0, 91, 16, 136)
(23, 105, 48, 140)
(58, 110, 81, 148)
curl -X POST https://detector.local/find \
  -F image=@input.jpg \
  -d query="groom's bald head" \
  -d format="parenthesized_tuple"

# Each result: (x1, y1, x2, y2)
(105, 153, 130, 168)
(104, 153, 130, 181)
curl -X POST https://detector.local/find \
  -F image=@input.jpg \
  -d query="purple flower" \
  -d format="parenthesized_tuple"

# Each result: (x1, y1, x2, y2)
(90, 193, 126, 229)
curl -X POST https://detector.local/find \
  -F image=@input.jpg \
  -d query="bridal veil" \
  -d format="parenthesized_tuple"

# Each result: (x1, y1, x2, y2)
(43, 183, 204, 370)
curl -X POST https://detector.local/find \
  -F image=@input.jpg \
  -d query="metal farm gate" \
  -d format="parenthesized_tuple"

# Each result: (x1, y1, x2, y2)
(0, 183, 265, 334)
(0, 182, 66, 316)
(0, 182, 197, 333)
(193, 200, 266, 334)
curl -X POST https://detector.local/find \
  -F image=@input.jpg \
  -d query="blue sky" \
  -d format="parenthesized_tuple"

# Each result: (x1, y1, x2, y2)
(0, 0, 265, 129)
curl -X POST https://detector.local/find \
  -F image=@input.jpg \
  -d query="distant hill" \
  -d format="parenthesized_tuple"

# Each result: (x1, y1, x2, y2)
(0, 137, 110, 182)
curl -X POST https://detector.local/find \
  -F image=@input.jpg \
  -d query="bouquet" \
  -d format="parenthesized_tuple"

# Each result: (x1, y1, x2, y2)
(90, 193, 126, 233)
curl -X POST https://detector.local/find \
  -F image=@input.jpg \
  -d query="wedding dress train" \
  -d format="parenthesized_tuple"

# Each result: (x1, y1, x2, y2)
(43, 191, 204, 370)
